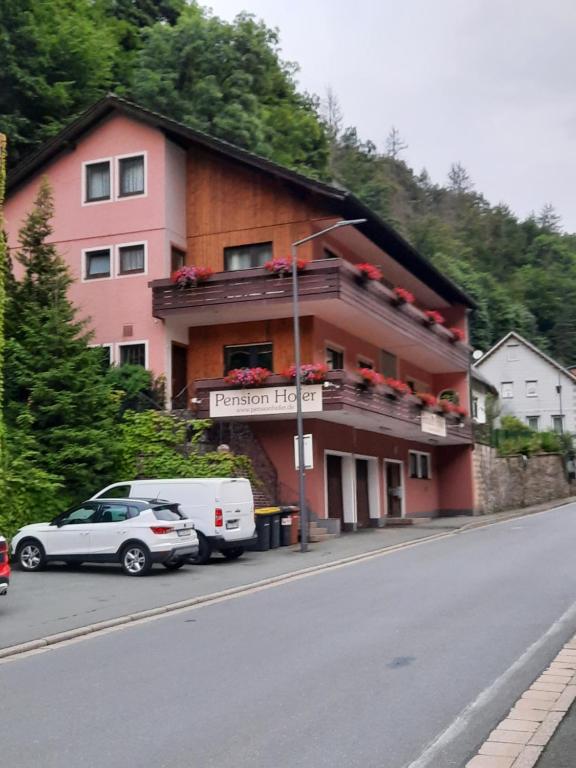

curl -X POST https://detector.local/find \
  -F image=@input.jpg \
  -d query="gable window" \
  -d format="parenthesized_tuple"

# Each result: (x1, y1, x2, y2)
(527, 416, 540, 431)
(501, 381, 513, 399)
(326, 346, 344, 370)
(118, 243, 145, 275)
(119, 343, 146, 367)
(171, 246, 186, 272)
(118, 155, 145, 197)
(84, 248, 111, 279)
(224, 343, 272, 374)
(85, 161, 111, 202)
(525, 380, 538, 397)
(552, 415, 564, 434)
(506, 344, 519, 362)
(224, 242, 272, 271)
(409, 451, 431, 479)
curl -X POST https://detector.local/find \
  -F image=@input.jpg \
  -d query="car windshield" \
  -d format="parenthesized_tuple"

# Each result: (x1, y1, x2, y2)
(152, 506, 184, 521)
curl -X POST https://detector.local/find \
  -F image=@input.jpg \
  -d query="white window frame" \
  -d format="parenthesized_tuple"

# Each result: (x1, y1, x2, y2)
(525, 380, 538, 398)
(82, 246, 113, 282)
(82, 157, 113, 206)
(527, 415, 540, 431)
(501, 381, 514, 399)
(116, 241, 148, 278)
(325, 342, 345, 371)
(408, 450, 432, 480)
(552, 415, 564, 434)
(116, 152, 148, 201)
(89, 343, 114, 366)
(506, 344, 520, 362)
(116, 340, 149, 368)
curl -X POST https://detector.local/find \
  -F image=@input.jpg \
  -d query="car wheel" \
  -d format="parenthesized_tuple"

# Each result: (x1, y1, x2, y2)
(189, 533, 212, 565)
(163, 559, 185, 570)
(17, 539, 47, 572)
(222, 547, 244, 560)
(121, 544, 152, 576)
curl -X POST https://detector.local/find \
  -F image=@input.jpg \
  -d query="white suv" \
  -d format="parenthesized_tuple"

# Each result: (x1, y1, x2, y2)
(11, 499, 199, 576)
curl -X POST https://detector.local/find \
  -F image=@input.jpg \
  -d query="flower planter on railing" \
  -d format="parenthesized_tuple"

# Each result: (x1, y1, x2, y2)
(171, 265, 214, 289)
(224, 367, 272, 387)
(264, 257, 307, 277)
(284, 363, 329, 384)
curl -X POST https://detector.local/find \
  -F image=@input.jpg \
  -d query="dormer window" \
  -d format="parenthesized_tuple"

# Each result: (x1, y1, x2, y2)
(85, 161, 111, 202)
(118, 155, 145, 197)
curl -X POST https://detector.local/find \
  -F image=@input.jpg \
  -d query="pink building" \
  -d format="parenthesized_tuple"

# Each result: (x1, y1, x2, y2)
(5, 96, 476, 531)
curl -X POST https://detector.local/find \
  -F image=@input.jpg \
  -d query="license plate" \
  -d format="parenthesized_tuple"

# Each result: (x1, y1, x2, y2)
(177, 529, 191, 537)
(226, 520, 240, 530)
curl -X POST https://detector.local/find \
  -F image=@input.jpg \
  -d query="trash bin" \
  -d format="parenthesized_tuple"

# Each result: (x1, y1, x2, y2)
(280, 506, 300, 545)
(269, 512, 281, 549)
(254, 510, 272, 551)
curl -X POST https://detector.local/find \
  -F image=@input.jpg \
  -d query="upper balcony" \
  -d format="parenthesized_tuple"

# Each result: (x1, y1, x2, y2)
(151, 259, 471, 373)
(192, 370, 473, 446)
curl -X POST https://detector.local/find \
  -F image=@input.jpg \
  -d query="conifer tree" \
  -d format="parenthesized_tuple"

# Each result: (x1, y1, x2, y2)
(4, 179, 118, 504)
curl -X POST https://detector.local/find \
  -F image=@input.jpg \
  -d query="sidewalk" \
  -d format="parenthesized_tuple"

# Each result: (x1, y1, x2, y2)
(2, 495, 575, 656)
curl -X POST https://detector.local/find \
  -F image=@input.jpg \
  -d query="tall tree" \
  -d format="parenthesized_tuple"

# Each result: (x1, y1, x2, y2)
(385, 126, 408, 160)
(4, 180, 118, 502)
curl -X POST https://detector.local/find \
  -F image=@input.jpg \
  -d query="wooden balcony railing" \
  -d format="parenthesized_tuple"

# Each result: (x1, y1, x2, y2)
(150, 259, 471, 371)
(192, 371, 473, 446)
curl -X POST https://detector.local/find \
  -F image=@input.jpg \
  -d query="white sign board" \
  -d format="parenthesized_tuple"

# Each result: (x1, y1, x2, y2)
(294, 434, 314, 470)
(421, 411, 447, 437)
(210, 385, 323, 418)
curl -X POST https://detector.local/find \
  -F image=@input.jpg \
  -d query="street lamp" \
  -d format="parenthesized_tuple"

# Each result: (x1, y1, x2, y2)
(292, 218, 367, 552)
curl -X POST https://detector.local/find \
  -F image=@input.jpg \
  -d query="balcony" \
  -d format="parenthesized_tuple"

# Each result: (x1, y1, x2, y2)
(151, 259, 471, 373)
(192, 371, 473, 446)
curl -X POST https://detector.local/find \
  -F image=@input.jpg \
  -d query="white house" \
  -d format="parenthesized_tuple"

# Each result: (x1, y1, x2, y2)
(474, 331, 576, 433)
(471, 368, 498, 425)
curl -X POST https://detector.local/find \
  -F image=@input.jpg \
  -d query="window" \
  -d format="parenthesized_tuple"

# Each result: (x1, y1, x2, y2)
(171, 247, 186, 272)
(380, 350, 397, 378)
(98, 504, 131, 523)
(506, 344, 519, 362)
(119, 343, 146, 367)
(552, 415, 564, 434)
(527, 416, 540, 431)
(98, 485, 132, 499)
(92, 344, 112, 370)
(118, 243, 145, 275)
(118, 155, 145, 197)
(472, 397, 479, 418)
(525, 380, 538, 397)
(153, 506, 185, 521)
(56, 505, 99, 526)
(501, 381, 514, 399)
(326, 346, 344, 370)
(409, 451, 431, 479)
(85, 161, 111, 202)
(357, 357, 374, 369)
(85, 248, 111, 279)
(224, 242, 272, 271)
(224, 343, 272, 373)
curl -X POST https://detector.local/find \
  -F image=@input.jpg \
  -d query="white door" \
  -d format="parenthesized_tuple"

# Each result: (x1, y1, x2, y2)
(90, 502, 133, 556)
(44, 504, 99, 555)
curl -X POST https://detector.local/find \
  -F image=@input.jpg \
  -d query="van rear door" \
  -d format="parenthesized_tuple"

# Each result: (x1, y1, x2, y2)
(216, 480, 255, 541)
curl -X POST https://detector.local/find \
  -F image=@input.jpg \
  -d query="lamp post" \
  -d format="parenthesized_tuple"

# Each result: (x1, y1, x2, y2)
(292, 219, 367, 552)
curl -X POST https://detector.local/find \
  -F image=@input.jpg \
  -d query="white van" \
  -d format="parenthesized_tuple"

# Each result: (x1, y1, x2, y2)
(92, 478, 256, 564)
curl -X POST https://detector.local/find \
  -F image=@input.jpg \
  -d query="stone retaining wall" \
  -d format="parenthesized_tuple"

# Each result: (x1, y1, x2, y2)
(474, 444, 574, 514)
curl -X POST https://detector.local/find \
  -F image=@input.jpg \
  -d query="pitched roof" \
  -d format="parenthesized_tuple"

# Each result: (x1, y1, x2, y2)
(471, 368, 498, 394)
(6, 95, 475, 309)
(473, 331, 576, 383)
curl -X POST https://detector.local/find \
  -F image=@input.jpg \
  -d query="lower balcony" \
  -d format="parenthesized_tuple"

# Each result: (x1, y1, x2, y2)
(192, 371, 473, 446)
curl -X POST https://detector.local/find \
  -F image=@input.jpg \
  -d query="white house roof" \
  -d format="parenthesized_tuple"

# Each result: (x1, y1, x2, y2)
(473, 331, 576, 384)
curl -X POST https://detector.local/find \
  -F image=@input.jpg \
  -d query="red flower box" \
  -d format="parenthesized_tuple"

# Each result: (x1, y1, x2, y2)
(356, 263, 383, 282)
(384, 378, 412, 396)
(448, 326, 465, 342)
(171, 265, 214, 288)
(392, 287, 415, 306)
(423, 310, 445, 326)
(224, 367, 272, 387)
(285, 363, 329, 384)
(356, 367, 385, 388)
(264, 257, 307, 276)
(415, 392, 438, 409)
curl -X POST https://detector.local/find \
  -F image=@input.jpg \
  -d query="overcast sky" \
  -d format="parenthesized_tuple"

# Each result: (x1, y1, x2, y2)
(207, 0, 576, 231)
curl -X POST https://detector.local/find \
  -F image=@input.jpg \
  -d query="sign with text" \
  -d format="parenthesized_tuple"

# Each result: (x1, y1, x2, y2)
(210, 385, 323, 418)
(294, 434, 314, 470)
(420, 411, 447, 437)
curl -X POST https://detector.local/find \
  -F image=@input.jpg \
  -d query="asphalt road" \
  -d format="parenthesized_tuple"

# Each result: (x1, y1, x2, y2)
(3, 506, 576, 768)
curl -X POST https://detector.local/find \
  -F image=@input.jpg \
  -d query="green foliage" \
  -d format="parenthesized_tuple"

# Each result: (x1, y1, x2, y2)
(116, 411, 252, 480)
(494, 416, 563, 457)
(106, 364, 166, 413)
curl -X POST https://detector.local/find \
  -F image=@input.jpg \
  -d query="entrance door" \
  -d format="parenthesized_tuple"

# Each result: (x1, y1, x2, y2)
(326, 455, 344, 522)
(171, 344, 188, 409)
(355, 459, 371, 528)
(386, 462, 403, 517)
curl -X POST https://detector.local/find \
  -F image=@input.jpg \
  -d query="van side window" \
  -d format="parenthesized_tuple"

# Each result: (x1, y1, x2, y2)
(99, 485, 131, 498)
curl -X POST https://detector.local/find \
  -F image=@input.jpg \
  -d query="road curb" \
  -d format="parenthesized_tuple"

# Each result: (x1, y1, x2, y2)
(0, 529, 455, 661)
(457, 496, 576, 533)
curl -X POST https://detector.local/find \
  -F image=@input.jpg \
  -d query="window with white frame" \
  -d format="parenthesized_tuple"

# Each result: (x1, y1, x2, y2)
(118, 155, 145, 197)
(224, 242, 272, 271)
(527, 415, 540, 431)
(525, 380, 538, 397)
(506, 344, 520, 361)
(552, 415, 564, 434)
(472, 397, 479, 418)
(501, 381, 514, 399)
(119, 343, 146, 367)
(85, 161, 111, 203)
(118, 243, 145, 275)
(325, 346, 344, 370)
(409, 451, 431, 479)
(84, 248, 111, 279)
(357, 357, 374, 370)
